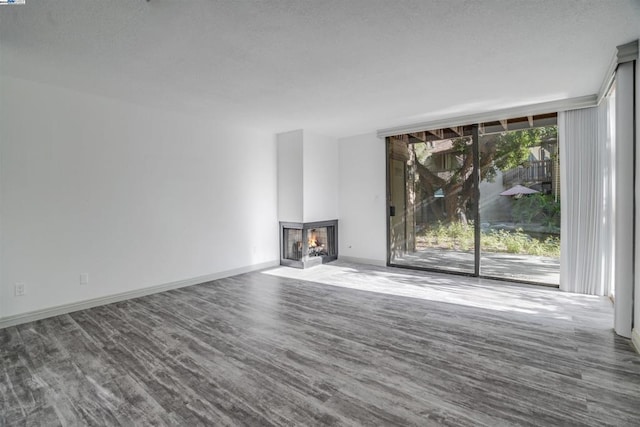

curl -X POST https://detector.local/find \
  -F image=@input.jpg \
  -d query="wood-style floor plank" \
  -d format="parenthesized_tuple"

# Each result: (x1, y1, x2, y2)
(2, 261, 640, 426)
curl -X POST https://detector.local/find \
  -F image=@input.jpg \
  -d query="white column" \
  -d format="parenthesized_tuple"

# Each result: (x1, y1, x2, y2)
(634, 54, 640, 350)
(276, 129, 340, 224)
(615, 60, 635, 338)
(277, 130, 304, 223)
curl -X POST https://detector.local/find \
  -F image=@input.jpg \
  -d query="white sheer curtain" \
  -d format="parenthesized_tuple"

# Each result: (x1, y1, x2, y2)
(559, 103, 614, 295)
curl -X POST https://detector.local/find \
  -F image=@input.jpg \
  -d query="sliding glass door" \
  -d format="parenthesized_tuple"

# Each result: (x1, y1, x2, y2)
(477, 115, 560, 284)
(387, 114, 560, 285)
(387, 127, 476, 274)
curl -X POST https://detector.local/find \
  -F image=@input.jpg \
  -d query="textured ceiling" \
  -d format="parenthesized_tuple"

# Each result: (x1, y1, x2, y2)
(1, 0, 639, 137)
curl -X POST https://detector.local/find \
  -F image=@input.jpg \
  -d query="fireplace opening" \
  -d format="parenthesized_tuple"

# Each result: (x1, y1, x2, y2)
(280, 220, 338, 268)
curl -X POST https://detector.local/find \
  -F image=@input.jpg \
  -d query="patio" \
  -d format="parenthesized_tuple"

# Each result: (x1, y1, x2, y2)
(393, 248, 560, 285)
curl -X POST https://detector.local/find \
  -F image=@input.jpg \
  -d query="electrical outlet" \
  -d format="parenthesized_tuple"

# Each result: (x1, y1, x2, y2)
(14, 283, 25, 296)
(80, 273, 89, 285)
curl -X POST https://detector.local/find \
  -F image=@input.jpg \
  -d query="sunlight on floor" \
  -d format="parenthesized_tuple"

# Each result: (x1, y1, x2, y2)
(262, 261, 607, 321)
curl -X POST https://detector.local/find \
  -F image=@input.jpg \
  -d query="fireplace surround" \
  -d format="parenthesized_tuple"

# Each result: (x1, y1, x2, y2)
(280, 220, 338, 268)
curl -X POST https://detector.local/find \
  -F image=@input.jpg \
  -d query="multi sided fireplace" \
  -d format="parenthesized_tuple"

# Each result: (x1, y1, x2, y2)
(280, 220, 338, 268)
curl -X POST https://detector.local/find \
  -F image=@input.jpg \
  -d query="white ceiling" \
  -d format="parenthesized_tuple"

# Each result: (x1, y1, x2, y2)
(1, 0, 639, 138)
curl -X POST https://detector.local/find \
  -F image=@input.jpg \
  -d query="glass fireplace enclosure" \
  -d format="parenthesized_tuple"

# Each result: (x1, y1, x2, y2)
(280, 220, 338, 268)
(387, 113, 560, 286)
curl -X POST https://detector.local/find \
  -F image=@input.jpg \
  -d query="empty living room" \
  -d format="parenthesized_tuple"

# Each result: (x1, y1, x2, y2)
(2, 1, 640, 425)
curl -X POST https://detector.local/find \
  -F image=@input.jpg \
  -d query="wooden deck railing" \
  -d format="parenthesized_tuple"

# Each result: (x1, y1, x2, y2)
(503, 160, 553, 186)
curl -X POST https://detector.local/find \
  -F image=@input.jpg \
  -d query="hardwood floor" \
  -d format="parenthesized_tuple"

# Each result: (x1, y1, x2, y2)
(2, 261, 639, 426)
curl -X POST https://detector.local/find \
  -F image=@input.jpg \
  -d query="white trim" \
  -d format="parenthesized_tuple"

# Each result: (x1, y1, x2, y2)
(597, 40, 638, 105)
(597, 52, 618, 105)
(376, 95, 596, 138)
(617, 40, 639, 64)
(0, 260, 279, 330)
(632, 329, 640, 354)
(339, 255, 387, 267)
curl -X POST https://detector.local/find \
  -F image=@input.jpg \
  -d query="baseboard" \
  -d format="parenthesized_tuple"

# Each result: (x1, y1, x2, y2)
(632, 328, 640, 354)
(0, 260, 279, 330)
(338, 255, 387, 267)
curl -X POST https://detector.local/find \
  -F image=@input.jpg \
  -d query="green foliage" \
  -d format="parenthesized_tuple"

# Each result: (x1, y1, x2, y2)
(412, 125, 559, 221)
(494, 126, 558, 172)
(419, 222, 560, 257)
(452, 137, 471, 154)
(425, 221, 474, 251)
(482, 125, 558, 182)
(512, 194, 560, 229)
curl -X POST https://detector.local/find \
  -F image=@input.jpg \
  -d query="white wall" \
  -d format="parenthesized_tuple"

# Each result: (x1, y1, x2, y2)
(338, 133, 386, 265)
(303, 130, 339, 223)
(0, 76, 279, 319)
(277, 130, 304, 223)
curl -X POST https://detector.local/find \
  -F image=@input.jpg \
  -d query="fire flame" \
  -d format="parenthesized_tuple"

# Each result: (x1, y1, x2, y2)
(308, 232, 318, 248)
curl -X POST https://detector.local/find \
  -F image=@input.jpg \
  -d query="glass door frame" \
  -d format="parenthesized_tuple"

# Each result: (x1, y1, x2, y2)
(385, 120, 559, 287)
